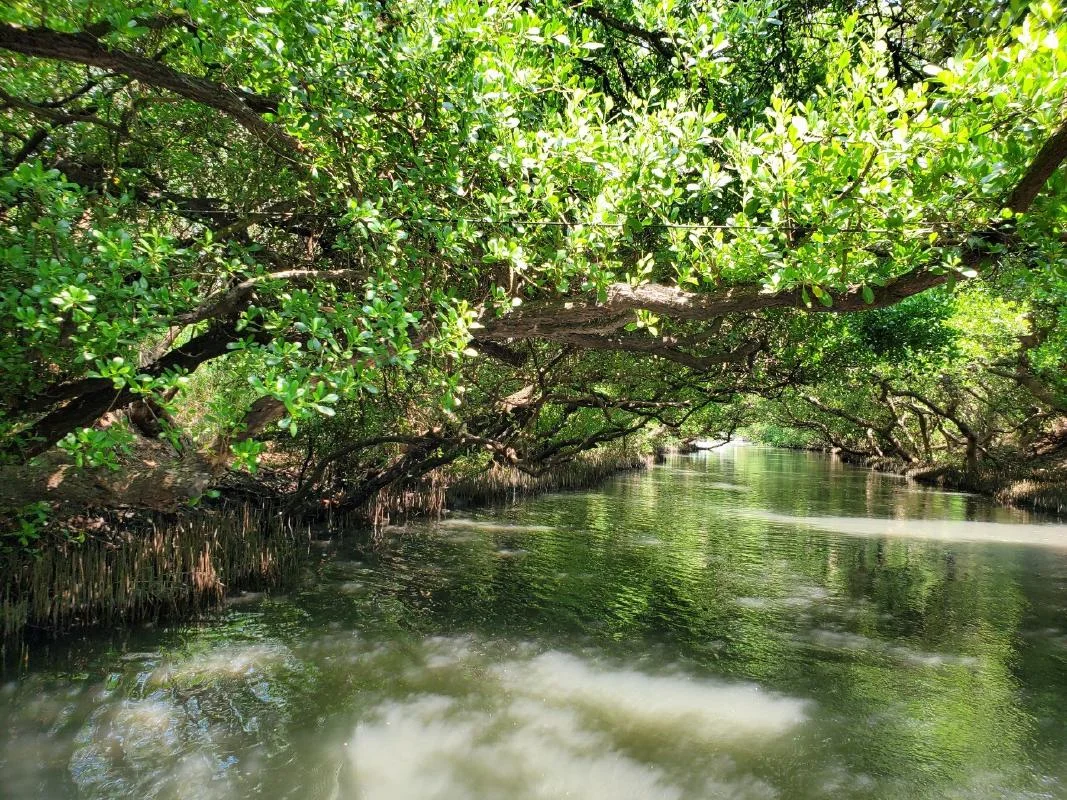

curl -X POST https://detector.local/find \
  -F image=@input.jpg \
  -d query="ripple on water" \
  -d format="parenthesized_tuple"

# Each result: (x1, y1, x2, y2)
(798, 629, 980, 668)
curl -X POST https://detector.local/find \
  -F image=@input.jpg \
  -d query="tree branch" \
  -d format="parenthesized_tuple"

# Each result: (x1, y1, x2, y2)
(8, 323, 263, 459)
(0, 88, 125, 132)
(476, 113, 1067, 351)
(573, 3, 677, 62)
(175, 268, 359, 325)
(1007, 116, 1067, 213)
(526, 331, 763, 370)
(478, 269, 950, 342)
(0, 22, 302, 158)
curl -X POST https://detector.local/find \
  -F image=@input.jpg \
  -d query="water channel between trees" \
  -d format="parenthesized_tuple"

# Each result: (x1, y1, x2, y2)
(2, 446, 1066, 799)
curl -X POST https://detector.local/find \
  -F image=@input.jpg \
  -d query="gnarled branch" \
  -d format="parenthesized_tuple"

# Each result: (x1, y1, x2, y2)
(0, 21, 302, 157)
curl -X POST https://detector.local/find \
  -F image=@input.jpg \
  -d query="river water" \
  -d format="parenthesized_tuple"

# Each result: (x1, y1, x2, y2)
(3, 447, 1067, 799)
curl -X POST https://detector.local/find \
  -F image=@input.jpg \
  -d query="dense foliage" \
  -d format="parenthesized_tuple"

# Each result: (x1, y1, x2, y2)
(0, 0, 1064, 514)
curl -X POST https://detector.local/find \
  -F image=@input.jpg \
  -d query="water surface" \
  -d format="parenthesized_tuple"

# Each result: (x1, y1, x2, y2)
(3, 447, 1067, 799)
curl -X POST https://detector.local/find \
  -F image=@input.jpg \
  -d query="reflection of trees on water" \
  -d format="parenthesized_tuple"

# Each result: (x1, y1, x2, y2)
(1, 450, 1065, 798)
(361, 450, 1055, 792)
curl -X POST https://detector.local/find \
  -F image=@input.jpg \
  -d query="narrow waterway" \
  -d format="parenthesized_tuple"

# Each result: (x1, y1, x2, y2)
(3, 447, 1067, 799)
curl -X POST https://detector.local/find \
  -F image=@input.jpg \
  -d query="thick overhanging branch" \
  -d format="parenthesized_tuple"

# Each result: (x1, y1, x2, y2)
(519, 418, 648, 473)
(475, 114, 1067, 355)
(0, 21, 302, 158)
(469, 340, 529, 367)
(535, 331, 763, 370)
(80, 13, 201, 40)
(7, 261, 348, 418)
(8, 323, 262, 459)
(476, 269, 950, 343)
(1007, 117, 1067, 213)
(176, 268, 360, 325)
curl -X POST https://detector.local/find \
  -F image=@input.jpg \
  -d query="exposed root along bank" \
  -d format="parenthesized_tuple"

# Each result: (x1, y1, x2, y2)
(820, 449, 1067, 517)
(306, 447, 651, 533)
(2, 502, 309, 640)
(447, 449, 652, 508)
(2, 445, 651, 640)
(908, 464, 1067, 517)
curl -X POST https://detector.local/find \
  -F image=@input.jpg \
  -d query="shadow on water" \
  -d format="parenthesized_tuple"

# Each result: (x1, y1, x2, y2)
(2, 447, 1066, 799)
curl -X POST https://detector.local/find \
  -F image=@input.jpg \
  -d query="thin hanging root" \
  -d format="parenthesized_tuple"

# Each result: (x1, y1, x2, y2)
(1, 501, 310, 640)
(352, 448, 651, 531)
(446, 450, 651, 509)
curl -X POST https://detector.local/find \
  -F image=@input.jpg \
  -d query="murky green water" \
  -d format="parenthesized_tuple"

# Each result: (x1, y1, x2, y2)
(3, 447, 1067, 799)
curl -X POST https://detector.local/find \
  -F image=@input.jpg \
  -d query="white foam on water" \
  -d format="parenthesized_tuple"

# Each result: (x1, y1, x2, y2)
(735, 596, 775, 609)
(494, 651, 808, 741)
(349, 693, 781, 800)
(632, 535, 664, 546)
(350, 694, 681, 800)
(348, 648, 805, 799)
(747, 510, 1067, 549)
(153, 643, 294, 686)
(111, 698, 175, 741)
(437, 518, 555, 533)
(806, 629, 883, 652)
(734, 585, 830, 611)
(421, 635, 479, 669)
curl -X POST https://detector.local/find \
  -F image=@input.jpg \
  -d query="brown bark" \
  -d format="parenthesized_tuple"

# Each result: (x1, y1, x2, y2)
(886, 387, 982, 473)
(0, 449, 214, 512)
(176, 269, 359, 325)
(1007, 117, 1067, 213)
(9, 324, 256, 459)
(474, 113, 1067, 350)
(476, 269, 950, 343)
(536, 332, 763, 370)
(0, 88, 125, 132)
(0, 22, 302, 157)
(573, 3, 677, 61)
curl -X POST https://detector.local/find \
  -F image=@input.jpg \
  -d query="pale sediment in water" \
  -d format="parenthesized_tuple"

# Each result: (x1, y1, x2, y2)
(435, 518, 555, 533)
(491, 651, 809, 740)
(744, 510, 1067, 549)
(349, 645, 806, 800)
(798, 629, 981, 667)
(733, 586, 831, 611)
